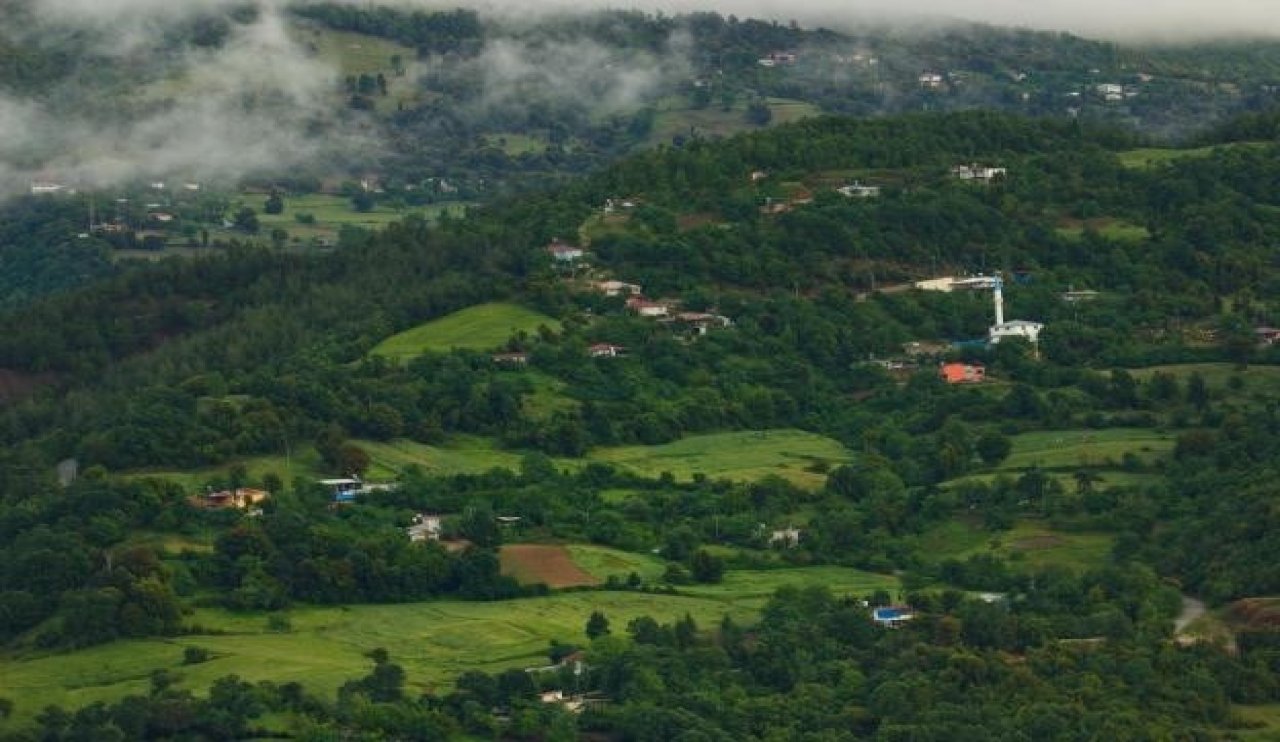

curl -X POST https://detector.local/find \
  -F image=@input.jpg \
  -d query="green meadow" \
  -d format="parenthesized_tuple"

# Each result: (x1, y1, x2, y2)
(1116, 142, 1271, 170)
(370, 303, 561, 359)
(251, 193, 467, 244)
(646, 97, 821, 147)
(999, 428, 1174, 472)
(587, 429, 853, 489)
(0, 558, 897, 725)
(914, 519, 1114, 572)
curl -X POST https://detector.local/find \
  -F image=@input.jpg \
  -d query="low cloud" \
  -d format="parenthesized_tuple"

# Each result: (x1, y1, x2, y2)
(0, 0, 379, 197)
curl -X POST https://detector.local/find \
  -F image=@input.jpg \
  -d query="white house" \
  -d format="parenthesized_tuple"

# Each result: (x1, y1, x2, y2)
(952, 164, 1007, 181)
(547, 241, 585, 262)
(989, 319, 1044, 345)
(407, 513, 443, 542)
(837, 182, 881, 199)
(594, 280, 642, 297)
(919, 72, 944, 89)
(627, 297, 670, 318)
(589, 343, 626, 358)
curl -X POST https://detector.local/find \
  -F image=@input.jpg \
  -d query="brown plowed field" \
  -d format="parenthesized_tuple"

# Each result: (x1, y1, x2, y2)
(500, 544, 600, 588)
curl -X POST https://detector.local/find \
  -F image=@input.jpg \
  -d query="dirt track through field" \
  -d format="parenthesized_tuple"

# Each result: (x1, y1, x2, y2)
(500, 545, 600, 589)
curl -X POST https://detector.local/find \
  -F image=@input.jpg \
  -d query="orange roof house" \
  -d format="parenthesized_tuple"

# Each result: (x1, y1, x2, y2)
(940, 362, 985, 384)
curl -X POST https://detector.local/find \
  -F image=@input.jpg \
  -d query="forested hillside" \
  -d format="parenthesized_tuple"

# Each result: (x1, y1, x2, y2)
(0, 108, 1279, 737)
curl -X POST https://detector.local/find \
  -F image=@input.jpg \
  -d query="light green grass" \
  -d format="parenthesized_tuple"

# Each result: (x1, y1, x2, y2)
(1231, 704, 1280, 740)
(588, 429, 849, 489)
(1000, 428, 1173, 472)
(646, 97, 821, 147)
(522, 372, 579, 421)
(1055, 218, 1149, 242)
(914, 520, 1114, 572)
(947, 470, 1159, 492)
(370, 303, 561, 359)
(1129, 363, 1280, 397)
(568, 544, 667, 583)
(252, 193, 467, 244)
(1116, 141, 1270, 170)
(0, 565, 896, 726)
(354, 436, 560, 478)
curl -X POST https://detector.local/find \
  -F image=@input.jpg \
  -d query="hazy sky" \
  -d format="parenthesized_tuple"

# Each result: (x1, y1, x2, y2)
(439, 0, 1280, 40)
(24, 0, 1280, 41)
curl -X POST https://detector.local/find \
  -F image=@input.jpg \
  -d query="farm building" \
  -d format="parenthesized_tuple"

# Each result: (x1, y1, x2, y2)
(547, 240, 585, 262)
(589, 343, 626, 358)
(196, 487, 270, 510)
(837, 182, 881, 199)
(940, 362, 985, 384)
(320, 478, 363, 503)
(669, 312, 733, 335)
(952, 164, 1007, 181)
(626, 297, 671, 318)
(407, 513, 444, 542)
(594, 280, 642, 297)
(872, 606, 915, 628)
(492, 352, 530, 365)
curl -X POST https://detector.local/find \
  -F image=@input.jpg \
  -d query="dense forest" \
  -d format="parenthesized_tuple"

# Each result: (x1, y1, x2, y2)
(0, 105, 1277, 737)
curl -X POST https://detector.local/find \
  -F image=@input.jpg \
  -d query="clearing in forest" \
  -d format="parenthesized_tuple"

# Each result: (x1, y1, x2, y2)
(588, 429, 853, 489)
(370, 303, 561, 359)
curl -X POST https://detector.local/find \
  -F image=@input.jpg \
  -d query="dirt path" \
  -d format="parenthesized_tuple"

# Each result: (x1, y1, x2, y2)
(1175, 595, 1206, 634)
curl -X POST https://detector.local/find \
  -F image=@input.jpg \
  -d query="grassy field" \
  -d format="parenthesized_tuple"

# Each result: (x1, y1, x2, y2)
(646, 97, 821, 147)
(1116, 142, 1271, 170)
(914, 519, 1114, 572)
(1231, 704, 1280, 739)
(252, 193, 467, 245)
(483, 132, 551, 156)
(588, 429, 851, 489)
(0, 563, 896, 726)
(370, 303, 561, 359)
(567, 544, 668, 583)
(124, 427, 848, 493)
(999, 428, 1173, 472)
(1055, 217, 1149, 242)
(1129, 363, 1280, 398)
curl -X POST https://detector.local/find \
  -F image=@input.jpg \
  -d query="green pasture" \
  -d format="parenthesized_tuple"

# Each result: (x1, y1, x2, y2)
(370, 303, 561, 359)
(1129, 363, 1280, 398)
(1116, 141, 1270, 170)
(251, 193, 467, 244)
(1231, 704, 1280, 740)
(646, 97, 821, 147)
(999, 428, 1173, 472)
(568, 544, 667, 583)
(914, 519, 1114, 572)
(0, 562, 896, 726)
(587, 429, 851, 489)
(1055, 218, 1149, 242)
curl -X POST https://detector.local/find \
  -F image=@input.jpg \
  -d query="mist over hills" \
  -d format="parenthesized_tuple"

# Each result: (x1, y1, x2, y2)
(2, 0, 1280, 201)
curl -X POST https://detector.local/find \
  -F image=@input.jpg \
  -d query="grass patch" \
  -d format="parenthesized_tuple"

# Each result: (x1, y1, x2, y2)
(1055, 217, 1149, 242)
(354, 437, 546, 478)
(1229, 704, 1280, 739)
(252, 193, 467, 245)
(914, 519, 1114, 572)
(646, 97, 820, 147)
(370, 303, 561, 359)
(588, 429, 850, 489)
(0, 565, 895, 726)
(567, 544, 667, 583)
(1116, 142, 1270, 170)
(1128, 363, 1280, 398)
(999, 428, 1173, 472)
